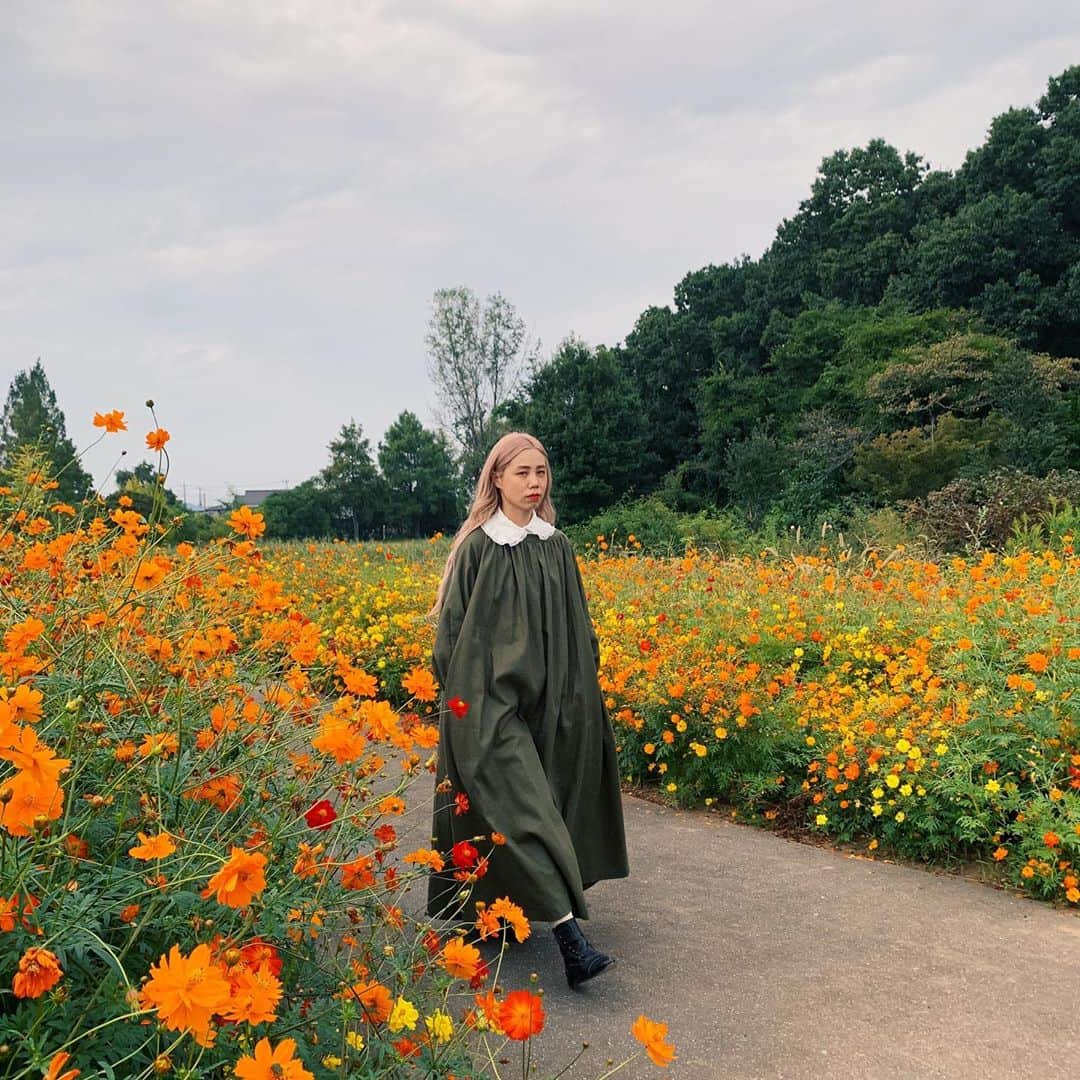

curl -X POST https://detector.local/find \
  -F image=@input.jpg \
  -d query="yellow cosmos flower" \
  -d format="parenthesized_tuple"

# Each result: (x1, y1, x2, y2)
(425, 1010, 453, 1043)
(388, 996, 419, 1033)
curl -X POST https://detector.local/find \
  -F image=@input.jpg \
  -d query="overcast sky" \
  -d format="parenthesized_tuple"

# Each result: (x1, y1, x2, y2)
(3, 2, 1079, 506)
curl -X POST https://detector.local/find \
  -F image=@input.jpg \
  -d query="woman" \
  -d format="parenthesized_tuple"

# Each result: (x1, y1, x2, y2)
(427, 432, 629, 989)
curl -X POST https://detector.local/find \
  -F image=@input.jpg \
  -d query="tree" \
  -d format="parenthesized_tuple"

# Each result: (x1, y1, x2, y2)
(425, 287, 539, 479)
(0, 360, 93, 503)
(622, 305, 715, 487)
(515, 338, 654, 524)
(377, 411, 461, 537)
(319, 421, 384, 541)
(892, 190, 1071, 347)
(261, 481, 334, 540)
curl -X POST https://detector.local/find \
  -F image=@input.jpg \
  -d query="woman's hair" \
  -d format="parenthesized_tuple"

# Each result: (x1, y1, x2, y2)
(430, 432, 555, 618)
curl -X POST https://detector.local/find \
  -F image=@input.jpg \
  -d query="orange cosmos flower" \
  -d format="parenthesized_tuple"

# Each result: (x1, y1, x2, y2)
(7, 684, 43, 723)
(186, 774, 242, 812)
(42, 1051, 80, 1080)
(475, 907, 501, 941)
(1025, 652, 1049, 673)
(0, 725, 69, 786)
(292, 841, 326, 880)
(341, 980, 393, 1024)
(132, 560, 168, 591)
(203, 847, 267, 908)
(141, 943, 231, 1041)
(145, 428, 170, 451)
(0, 773, 64, 837)
(377, 795, 406, 816)
(403, 848, 445, 872)
(311, 716, 366, 763)
(498, 990, 545, 1041)
(471, 990, 503, 1033)
(411, 723, 439, 749)
(1044, 832, 1061, 848)
(3, 617, 45, 652)
(221, 961, 282, 1026)
(228, 506, 266, 539)
(342, 667, 378, 697)
(489, 896, 531, 942)
(440, 938, 482, 980)
(92, 409, 127, 432)
(129, 832, 177, 860)
(401, 666, 438, 702)
(138, 732, 179, 759)
(631, 1014, 676, 1067)
(234, 1037, 314, 1080)
(340, 855, 376, 890)
(143, 636, 174, 662)
(13, 947, 63, 998)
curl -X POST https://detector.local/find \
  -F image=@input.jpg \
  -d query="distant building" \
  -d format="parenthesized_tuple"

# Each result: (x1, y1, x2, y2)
(240, 488, 288, 508)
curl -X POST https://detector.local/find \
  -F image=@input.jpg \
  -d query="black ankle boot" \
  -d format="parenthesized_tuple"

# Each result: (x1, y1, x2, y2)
(552, 918, 614, 989)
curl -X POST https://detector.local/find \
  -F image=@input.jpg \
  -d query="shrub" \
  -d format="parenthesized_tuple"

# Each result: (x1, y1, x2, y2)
(902, 467, 1080, 551)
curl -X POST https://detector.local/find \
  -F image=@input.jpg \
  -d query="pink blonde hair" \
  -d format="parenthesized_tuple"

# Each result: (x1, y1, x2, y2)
(430, 432, 556, 617)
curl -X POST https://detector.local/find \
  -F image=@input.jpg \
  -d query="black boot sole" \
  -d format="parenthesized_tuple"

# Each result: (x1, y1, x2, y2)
(567, 955, 615, 990)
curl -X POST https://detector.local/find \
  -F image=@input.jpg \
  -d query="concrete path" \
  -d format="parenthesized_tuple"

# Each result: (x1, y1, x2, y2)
(481, 795, 1080, 1080)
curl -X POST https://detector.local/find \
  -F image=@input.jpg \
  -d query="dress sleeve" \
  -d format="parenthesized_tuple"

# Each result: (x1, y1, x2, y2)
(567, 537, 601, 673)
(432, 531, 482, 687)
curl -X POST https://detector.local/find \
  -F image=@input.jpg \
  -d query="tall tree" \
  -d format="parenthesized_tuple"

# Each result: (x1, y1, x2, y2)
(261, 480, 334, 540)
(319, 420, 383, 541)
(516, 338, 654, 524)
(425, 287, 539, 479)
(0, 360, 93, 503)
(621, 305, 714, 489)
(377, 411, 461, 537)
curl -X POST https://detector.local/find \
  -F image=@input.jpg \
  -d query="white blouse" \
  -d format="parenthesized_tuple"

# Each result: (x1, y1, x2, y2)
(481, 508, 556, 547)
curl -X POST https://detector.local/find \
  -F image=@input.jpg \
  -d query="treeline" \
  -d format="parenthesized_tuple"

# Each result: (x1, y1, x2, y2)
(502, 66, 1080, 546)
(259, 413, 460, 540)
(4, 68, 1078, 550)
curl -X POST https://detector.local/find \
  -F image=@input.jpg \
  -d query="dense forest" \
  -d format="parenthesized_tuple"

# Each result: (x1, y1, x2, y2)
(506, 65, 1080, 550)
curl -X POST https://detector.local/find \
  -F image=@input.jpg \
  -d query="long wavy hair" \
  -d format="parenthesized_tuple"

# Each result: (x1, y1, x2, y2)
(430, 432, 556, 618)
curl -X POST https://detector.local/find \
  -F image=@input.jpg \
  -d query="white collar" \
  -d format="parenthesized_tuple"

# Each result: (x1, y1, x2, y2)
(481, 508, 556, 547)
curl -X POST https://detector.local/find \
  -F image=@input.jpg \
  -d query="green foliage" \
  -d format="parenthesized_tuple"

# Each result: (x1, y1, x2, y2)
(377, 410, 461, 537)
(566, 496, 750, 555)
(319, 420, 385, 541)
(852, 413, 1012, 502)
(0, 359, 94, 504)
(260, 479, 334, 539)
(519, 338, 655, 524)
(621, 307, 715, 488)
(902, 467, 1080, 551)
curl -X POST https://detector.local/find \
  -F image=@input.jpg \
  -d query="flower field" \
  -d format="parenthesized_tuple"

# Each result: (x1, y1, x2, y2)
(0, 425, 674, 1079)
(265, 532, 1080, 909)
(2, 416, 1076, 1079)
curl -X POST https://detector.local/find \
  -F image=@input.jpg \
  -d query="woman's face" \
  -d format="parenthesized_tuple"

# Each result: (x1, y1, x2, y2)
(494, 447, 548, 524)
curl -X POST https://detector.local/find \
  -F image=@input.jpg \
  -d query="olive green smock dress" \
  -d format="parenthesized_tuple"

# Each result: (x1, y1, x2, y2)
(427, 514, 629, 923)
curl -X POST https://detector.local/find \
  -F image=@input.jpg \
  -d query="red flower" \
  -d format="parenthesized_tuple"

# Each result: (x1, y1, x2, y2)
(304, 800, 337, 830)
(454, 791, 470, 816)
(452, 841, 479, 869)
(447, 696, 469, 719)
(498, 990, 545, 1040)
(469, 956, 490, 989)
